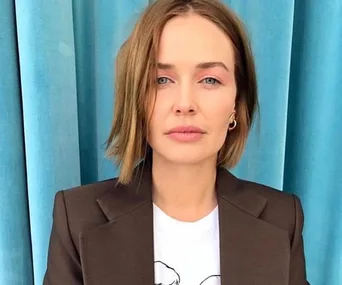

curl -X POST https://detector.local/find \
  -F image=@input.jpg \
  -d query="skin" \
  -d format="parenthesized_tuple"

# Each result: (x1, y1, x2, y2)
(148, 13, 237, 222)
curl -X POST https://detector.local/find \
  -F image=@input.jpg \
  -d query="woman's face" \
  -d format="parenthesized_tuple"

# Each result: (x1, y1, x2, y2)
(148, 14, 237, 165)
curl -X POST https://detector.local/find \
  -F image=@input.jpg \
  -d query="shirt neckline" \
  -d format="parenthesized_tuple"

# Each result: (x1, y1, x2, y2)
(153, 203, 219, 233)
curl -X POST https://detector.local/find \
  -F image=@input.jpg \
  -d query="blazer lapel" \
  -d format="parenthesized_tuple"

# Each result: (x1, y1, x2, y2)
(79, 161, 154, 285)
(216, 168, 290, 285)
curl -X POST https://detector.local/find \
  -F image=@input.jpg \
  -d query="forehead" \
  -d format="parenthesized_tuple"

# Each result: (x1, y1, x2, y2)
(158, 14, 235, 67)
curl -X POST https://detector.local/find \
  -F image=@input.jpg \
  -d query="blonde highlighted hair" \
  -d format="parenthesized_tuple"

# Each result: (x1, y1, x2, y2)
(106, 0, 258, 184)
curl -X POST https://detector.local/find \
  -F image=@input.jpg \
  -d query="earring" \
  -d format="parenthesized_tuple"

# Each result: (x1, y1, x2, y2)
(228, 113, 237, 131)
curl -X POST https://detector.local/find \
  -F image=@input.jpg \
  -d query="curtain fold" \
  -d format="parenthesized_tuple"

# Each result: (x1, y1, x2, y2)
(228, 0, 296, 190)
(14, 0, 81, 284)
(0, 1, 33, 284)
(284, 0, 342, 283)
(0, 0, 341, 284)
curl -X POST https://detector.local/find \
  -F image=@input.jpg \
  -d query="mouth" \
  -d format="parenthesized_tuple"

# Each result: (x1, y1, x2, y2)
(166, 126, 206, 135)
(165, 126, 206, 142)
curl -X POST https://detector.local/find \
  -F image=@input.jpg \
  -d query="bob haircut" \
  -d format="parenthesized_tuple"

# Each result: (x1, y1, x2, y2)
(106, 0, 258, 184)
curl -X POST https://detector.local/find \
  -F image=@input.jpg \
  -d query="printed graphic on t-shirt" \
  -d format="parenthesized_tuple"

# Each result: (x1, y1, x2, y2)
(154, 261, 221, 285)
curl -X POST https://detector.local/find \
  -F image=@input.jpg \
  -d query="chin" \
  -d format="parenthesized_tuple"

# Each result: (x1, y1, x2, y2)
(153, 148, 217, 166)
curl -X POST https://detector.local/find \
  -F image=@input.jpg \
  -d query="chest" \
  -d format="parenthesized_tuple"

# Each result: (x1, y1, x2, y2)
(79, 201, 290, 285)
(153, 204, 221, 285)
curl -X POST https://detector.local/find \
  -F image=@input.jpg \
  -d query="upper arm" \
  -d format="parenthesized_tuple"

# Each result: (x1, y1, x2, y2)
(289, 194, 310, 285)
(43, 190, 83, 285)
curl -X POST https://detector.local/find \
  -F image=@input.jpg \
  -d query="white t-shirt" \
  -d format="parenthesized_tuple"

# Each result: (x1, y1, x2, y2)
(153, 203, 221, 285)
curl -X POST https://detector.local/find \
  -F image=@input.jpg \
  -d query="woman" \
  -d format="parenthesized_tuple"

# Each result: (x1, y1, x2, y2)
(44, 0, 310, 284)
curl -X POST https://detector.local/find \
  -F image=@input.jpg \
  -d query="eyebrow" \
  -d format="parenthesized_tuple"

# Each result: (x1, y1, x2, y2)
(157, 61, 230, 72)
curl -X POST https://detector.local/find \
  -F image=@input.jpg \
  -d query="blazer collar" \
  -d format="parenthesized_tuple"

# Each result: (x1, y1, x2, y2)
(96, 160, 153, 221)
(96, 161, 267, 222)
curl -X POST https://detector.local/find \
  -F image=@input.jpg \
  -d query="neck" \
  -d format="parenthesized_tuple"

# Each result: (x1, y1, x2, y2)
(151, 154, 218, 222)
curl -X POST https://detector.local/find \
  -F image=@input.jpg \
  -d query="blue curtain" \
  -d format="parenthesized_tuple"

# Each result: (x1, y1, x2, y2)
(0, 0, 341, 284)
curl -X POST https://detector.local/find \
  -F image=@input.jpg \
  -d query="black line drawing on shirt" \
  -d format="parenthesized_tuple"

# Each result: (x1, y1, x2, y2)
(199, 274, 221, 285)
(154, 261, 221, 285)
(155, 261, 181, 285)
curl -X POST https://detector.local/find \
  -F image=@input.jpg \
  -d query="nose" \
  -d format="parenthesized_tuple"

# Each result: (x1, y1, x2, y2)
(172, 84, 198, 115)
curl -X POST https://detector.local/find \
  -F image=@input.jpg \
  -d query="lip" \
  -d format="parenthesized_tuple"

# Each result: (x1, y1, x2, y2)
(166, 126, 206, 134)
(166, 126, 206, 142)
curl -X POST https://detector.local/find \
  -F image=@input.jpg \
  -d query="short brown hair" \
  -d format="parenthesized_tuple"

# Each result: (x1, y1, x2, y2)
(106, 0, 258, 184)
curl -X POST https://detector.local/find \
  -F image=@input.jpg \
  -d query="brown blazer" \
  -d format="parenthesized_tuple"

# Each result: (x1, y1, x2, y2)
(43, 163, 310, 285)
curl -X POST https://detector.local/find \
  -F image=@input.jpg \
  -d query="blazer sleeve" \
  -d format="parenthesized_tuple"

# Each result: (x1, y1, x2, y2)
(289, 194, 310, 285)
(43, 191, 83, 285)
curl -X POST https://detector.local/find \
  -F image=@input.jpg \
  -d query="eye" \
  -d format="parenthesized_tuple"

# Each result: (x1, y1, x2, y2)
(157, 77, 172, 85)
(201, 77, 221, 86)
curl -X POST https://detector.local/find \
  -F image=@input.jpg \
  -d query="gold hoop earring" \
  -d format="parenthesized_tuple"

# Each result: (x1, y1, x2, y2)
(228, 120, 237, 131)
(228, 113, 237, 131)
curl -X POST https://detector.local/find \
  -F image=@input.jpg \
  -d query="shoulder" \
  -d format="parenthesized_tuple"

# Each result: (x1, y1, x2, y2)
(62, 177, 118, 209)
(53, 178, 119, 246)
(238, 178, 303, 239)
(241, 178, 297, 208)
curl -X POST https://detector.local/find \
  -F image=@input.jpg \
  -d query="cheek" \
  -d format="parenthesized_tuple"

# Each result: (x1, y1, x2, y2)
(205, 95, 236, 129)
(147, 95, 170, 139)
(209, 101, 234, 149)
